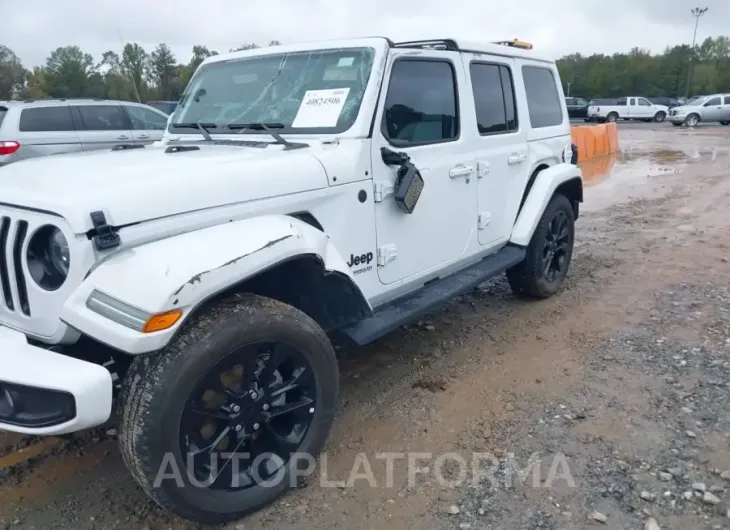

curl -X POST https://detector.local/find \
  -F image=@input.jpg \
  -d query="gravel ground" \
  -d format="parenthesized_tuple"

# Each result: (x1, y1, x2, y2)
(1, 125, 730, 530)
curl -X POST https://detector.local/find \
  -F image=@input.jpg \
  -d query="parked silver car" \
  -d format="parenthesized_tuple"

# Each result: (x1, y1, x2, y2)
(668, 94, 730, 127)
(0, 98, 170, 167)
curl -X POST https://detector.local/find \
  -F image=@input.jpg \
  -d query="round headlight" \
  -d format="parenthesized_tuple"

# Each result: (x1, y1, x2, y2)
(27, 225, 70, 291)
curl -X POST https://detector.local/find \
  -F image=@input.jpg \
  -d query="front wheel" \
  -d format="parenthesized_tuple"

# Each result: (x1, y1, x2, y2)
(654, 111, 666, 122)
(119, 294, 339, 524)
(507, 194, 575, 299)
(684, 113, 700, 127)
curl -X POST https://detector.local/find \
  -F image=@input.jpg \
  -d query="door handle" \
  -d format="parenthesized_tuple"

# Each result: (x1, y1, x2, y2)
(117, 135, 129, 140)
(138, 134, 149, 139)
(508, 153, 527, 165)
(449, 165, 475, 178)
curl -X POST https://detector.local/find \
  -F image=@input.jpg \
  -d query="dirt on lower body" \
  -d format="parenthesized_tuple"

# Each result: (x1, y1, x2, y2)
(2, 126, 730, 530)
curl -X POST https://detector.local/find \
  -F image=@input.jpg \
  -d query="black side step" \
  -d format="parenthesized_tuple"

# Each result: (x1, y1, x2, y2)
(340, 244, 526, 346)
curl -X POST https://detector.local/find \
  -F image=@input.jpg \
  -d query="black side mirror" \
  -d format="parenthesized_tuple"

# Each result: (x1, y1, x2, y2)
(381, 147, 425, 214)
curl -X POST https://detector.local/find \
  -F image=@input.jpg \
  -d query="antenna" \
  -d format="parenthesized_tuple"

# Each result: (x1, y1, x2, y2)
(118, 28, 142, 103)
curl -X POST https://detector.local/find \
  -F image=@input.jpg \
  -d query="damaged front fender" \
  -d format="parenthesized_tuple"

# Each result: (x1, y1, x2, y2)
(61, 215, 365, 354)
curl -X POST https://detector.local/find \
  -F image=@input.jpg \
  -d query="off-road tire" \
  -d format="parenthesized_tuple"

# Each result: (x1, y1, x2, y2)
(506, 193, 575, 299)
(118, 294, 339, 524)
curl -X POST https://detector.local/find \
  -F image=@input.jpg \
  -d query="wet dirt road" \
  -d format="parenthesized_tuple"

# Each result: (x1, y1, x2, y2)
(2, 124, 730, 530)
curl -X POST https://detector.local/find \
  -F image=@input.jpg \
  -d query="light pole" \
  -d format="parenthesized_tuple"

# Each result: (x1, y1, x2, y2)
(684, 6, 708, 99)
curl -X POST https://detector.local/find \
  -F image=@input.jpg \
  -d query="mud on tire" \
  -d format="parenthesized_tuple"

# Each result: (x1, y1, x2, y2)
(118, 294, 339, 524)
(506, 193, 575, 299)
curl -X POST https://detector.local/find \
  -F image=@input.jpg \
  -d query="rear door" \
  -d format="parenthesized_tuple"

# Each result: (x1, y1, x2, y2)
(72, 104, 133, 151)
(466, 56, 526, 246)
(123, 104, 169, 144)
(13, 105, 82, 162)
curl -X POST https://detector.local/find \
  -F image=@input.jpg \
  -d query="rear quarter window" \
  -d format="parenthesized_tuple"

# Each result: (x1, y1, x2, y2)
(0, 107, 7, 129)
(521, 65, 564, 128)
(19, 106, 75, 132)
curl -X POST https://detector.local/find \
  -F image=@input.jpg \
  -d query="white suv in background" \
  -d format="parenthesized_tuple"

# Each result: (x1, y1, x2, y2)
(0, 99, 170, 167)
(0, 37, 582, 524)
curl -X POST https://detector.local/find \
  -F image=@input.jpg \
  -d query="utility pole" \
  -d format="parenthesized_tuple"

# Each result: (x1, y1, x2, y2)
(684, 7, 708, 99)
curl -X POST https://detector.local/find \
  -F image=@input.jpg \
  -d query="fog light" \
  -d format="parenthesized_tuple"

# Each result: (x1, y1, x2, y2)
(0, 382, 76, 428)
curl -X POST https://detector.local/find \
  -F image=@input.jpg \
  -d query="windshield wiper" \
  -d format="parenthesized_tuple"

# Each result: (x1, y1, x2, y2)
(226, 122, 292, 146)
(170, 121, 216, 141)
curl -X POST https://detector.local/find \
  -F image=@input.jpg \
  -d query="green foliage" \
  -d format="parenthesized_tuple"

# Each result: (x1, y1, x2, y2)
(557, 36, 730, 98)
(2, 37, 728, 103)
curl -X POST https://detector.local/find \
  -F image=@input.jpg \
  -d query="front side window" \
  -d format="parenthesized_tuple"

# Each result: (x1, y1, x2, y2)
(704, 97, 721, 106)
(18, 106, 75, 132)
(522, 66, 563, 128)
(639, 98, 651, 106)
(382, 59, 458, 145)
(470, 62, 518, 135)
(171, 47, 375, 135)
(127, 106, 168, 130)
(77, 105, 128, 131)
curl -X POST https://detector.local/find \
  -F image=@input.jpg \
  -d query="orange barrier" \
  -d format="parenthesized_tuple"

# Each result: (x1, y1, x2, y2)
(571, 123, 619, 163)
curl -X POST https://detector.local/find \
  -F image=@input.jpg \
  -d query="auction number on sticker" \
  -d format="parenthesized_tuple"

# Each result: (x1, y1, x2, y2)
(306, 96, 342, 107)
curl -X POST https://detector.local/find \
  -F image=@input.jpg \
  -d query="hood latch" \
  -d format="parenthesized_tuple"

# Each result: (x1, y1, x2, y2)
(89, 211, 121, 250)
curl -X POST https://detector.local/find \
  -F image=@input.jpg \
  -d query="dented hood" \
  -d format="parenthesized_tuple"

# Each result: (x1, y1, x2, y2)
(0, 143, 329, 233)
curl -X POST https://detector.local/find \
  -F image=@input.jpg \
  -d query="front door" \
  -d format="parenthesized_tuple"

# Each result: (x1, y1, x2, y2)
(371, 52, 478, 285)
(701, 96, 723, 122)
(637, 97, 654, 118)
(465, 57, 527, 246)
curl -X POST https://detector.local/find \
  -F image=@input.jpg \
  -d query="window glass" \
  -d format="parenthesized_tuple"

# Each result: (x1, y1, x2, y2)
(616, 98, 627, 105)
(576, 98, 588, 106)
(77, 105, 128, 131)
(0, 108, 6, 128)
(565, 98, 575, 105)
(172, 47, 375, 135)
(724, 96, 730, 105)
(704, 97, 721, 106)
(522, 66, 563, 128)
(127, 106, 168, 130)
(18, 106, 75, 132)
(383, 59, 458, 144)
(638, 98, 651, 106)
(629, 98, 636, 106)
(470, 63, 518, 135)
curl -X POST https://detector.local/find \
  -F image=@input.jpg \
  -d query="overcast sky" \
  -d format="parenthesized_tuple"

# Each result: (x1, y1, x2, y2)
(2, 0, 728, 67)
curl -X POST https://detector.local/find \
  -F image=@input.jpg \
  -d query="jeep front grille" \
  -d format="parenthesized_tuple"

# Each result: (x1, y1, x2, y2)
(0, 216, 31, 316)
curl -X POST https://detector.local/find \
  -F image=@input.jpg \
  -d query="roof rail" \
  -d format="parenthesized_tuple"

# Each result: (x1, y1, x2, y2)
(22, 97, 107, 103)
(393, 39, 459, 51)
(493, 39, 533, 50)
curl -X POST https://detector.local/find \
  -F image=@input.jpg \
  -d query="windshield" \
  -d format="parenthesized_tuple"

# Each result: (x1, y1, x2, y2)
(170, 47, 376, 135)
(687, 96, 708, 106)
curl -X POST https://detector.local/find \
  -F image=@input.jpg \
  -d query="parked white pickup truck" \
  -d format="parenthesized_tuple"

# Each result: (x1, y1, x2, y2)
(587, 97, 668, 123)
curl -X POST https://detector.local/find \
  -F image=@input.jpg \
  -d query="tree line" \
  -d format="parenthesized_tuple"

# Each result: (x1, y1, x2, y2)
(1, 36, 729, 103)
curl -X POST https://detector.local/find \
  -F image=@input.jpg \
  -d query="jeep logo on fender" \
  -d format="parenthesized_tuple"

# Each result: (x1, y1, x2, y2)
(347, 252, 373, 268)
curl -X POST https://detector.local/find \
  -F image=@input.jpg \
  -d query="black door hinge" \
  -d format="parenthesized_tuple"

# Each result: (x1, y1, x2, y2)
(89, 211, 121, 250)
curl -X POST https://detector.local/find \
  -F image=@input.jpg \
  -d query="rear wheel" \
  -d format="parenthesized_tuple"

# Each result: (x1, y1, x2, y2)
(119, 294, 339, 524)
(606, 113, 618, 123)
(507, 194, 575, 299)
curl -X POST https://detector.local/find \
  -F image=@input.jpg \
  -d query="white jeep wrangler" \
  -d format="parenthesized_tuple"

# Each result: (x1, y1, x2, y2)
(0, 37, 582, 523)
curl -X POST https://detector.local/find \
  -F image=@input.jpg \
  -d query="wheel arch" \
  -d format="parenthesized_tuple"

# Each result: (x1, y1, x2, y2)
(509, 163, 583, 247)
(61, 215, 372, 354)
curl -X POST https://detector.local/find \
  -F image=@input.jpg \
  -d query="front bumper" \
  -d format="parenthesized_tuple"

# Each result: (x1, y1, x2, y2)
(0, 325, 113, 435)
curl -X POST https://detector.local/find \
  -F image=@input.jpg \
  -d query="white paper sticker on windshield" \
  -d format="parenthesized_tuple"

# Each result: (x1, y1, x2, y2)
(337, 57, 355, 67)
(292, 88, 351, 128)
